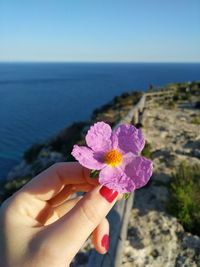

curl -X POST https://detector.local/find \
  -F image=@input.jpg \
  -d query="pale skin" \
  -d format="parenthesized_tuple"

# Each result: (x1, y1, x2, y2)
(0, 162, 121, 267)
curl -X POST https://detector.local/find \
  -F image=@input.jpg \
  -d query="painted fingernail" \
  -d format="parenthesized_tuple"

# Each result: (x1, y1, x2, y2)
(101, 234, 109, 252)
(99, 186, 118, 203)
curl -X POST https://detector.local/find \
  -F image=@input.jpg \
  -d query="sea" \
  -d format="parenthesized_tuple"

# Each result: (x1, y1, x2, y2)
(0, 62, 200, 180)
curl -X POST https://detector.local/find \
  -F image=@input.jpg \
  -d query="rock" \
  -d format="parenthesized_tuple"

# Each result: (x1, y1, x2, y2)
(175, 233, 200, 267)
(123, 210, 182, 267)
(160, 131, 168, 138)
(123, 210, 200, 267)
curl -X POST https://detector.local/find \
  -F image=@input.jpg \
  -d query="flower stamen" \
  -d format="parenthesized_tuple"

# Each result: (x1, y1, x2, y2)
(104, 149, 122, 167)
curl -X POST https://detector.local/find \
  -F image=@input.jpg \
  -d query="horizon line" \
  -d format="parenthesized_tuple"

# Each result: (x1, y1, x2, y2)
(0, 61, 200, 64)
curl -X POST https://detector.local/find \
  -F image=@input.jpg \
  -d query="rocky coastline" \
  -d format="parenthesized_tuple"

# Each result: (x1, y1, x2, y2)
(0, 81, 200, 267)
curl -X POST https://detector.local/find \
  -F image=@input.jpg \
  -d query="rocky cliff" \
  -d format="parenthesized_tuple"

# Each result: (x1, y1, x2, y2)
(1, 81, 200, 267)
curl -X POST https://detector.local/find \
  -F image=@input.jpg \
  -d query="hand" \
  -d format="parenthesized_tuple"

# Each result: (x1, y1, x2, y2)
(0, 162, 120, 267)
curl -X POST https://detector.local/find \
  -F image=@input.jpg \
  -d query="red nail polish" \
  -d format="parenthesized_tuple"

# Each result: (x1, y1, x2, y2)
(101, 234, 109, 252)
(99, 186, 118, 203)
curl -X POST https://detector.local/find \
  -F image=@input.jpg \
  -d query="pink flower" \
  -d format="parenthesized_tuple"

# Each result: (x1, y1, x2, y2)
(71, 122, 153, 193)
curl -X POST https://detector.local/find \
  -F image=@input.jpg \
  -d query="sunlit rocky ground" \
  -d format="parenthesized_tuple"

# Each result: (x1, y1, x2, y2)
(122, 99, 200, 267)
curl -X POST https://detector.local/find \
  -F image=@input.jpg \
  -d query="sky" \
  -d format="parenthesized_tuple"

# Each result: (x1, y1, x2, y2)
(0, 0, 200, 62)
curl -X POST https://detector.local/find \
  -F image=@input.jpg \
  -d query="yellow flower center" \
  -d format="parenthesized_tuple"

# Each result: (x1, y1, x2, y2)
(104, 149, 122, 167)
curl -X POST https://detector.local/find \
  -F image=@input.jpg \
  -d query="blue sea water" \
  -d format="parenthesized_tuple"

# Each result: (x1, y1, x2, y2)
(0, 62, 200, 180)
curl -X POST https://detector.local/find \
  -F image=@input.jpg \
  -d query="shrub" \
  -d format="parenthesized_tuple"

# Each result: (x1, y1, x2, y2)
(24, 143, 44, 164)
(49, 122, 87, 160)
(191, 114, 200, 125)
(195, 101, 200, 109)
(181, 92, 192, 102)
(142, 142, 152, 159)
(173, 94, 179, 102)
(167, 162, 200, 235)
(167, 101, 176, 109)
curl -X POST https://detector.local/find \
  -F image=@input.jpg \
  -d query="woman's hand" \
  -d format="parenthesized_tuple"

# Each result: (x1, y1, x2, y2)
(0, 162, 119, 267)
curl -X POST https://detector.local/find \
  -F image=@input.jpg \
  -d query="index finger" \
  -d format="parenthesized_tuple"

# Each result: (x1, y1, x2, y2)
(20, 162, 94, 201)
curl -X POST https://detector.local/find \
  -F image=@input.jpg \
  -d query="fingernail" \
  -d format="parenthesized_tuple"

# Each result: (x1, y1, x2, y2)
(99, 186, 118, 203)
(101, 234, 109, 252)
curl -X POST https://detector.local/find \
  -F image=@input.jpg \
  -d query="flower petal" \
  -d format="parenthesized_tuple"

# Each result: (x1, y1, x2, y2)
(111, 132, 118, 149)
(124, 156, 153, 189)
(114, 124, 145, 155)
(99, 166, 136, 193)
(71, 145, 106, 170)
(85, 122, 112, 152)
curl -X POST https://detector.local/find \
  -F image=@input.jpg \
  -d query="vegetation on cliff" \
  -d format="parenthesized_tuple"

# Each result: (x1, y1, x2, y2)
(167, 163, 200, 235)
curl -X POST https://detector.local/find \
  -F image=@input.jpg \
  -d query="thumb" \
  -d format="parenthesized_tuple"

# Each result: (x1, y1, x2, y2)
(40, 185, 119, 262)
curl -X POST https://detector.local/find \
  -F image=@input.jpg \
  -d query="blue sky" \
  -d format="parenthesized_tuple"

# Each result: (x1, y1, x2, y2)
(0, 0, 199, 62)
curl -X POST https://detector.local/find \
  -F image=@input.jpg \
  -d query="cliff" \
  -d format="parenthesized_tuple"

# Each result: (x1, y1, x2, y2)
(0, 81, 200, 267)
